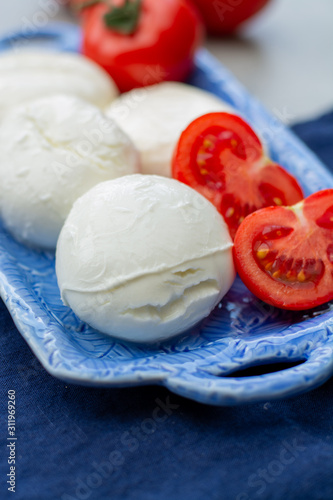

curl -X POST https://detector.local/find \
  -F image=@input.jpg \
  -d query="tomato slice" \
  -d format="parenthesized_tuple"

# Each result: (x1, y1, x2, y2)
(233, 189, 333, 310)
(172, 112, 304, 239)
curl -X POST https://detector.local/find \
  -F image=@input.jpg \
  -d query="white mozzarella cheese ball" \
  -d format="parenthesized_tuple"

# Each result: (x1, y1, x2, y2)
(0, 50, 118, 117)
(0, 94, 140, 249)
(105, 82, 234, 177)
(56, 175, 235, 343)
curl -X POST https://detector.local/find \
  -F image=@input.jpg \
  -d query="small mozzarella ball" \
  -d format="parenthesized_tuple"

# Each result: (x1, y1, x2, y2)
(105, 82, 234, 178)
(0, 51, 118, 118)
(0, 94, 140, 249)
(56, 175, 235, 343)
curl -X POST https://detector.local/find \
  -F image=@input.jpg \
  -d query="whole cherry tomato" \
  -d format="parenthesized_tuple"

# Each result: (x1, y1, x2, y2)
(234, 189, 333, 310)
(80, 0, 204, 92)
(191, 0, 271, 35)
(172, 112, 304, 239)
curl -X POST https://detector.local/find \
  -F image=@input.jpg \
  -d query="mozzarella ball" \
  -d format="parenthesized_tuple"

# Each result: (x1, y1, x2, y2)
(0, 94, 140, 249)
(56, 175, 235, 343)
(0, 50, 118, 117)
(105, 82, 234, 177)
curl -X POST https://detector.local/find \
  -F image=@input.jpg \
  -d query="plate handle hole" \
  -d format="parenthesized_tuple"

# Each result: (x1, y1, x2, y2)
(220, 359, 306, 378)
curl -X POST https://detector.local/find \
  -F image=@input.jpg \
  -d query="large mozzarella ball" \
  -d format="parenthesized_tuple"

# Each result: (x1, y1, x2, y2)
(0, 50, 118, 117)
(105, 82, 234, 177)
(0, 94, 140, 249)
(56, 175, 235, 343)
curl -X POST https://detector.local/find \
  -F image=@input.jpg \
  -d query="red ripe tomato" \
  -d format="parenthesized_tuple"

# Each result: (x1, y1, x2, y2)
(172, 112, 304, 239)
(191, 0, 271, 35)
(81, 0, 204, 92)
(234, 189, 333, 310)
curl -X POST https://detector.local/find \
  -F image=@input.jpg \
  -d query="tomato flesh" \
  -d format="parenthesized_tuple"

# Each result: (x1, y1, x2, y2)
(254, 225, 325, 288)
(233, 190, 333, 310)
(172, 112, 304, 239)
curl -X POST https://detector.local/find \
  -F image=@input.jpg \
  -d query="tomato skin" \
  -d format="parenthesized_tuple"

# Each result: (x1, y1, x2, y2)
(172, 112, 304, 239)
(81, 0, 204, 92)
(191, 0, 271, 35)
(233, 189, 333, 311)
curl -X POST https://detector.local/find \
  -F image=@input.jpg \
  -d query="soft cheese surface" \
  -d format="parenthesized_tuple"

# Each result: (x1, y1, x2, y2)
(0, 94, 140, 249)
(106, 82, 234, 177)
(56, 175, 235, 343)
(0, 50, 118, 116)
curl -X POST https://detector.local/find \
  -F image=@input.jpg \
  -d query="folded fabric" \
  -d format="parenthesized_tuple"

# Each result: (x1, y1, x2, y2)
(292, 110, 333, 171)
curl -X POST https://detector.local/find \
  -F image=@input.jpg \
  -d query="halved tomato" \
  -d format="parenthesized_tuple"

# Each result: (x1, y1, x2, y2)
(233, 189, 333, 310)
(172, 112, 304, 239)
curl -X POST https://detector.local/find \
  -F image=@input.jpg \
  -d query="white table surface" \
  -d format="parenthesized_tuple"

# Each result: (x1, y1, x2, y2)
(0, 0, 332, 124)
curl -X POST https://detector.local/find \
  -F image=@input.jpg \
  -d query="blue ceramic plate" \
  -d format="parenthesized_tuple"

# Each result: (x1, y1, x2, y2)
(1, 24, 333, 406)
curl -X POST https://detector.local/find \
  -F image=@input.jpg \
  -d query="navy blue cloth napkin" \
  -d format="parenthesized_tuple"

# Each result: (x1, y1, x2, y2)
(1, 113, 333, 500)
